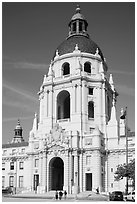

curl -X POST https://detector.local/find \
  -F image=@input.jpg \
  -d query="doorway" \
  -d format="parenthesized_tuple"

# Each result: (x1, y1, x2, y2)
(86, 173, 92, 191)
(49, 157, 64, 190)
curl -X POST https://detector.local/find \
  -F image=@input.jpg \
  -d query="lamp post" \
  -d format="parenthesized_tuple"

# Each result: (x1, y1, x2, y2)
(125, 107, 128, 195)
(120, 107, 128, 194)
(75, 172, 78, 200)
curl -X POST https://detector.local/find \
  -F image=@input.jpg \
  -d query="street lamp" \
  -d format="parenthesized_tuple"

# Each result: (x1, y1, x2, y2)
(75, 172, 78, 200)
(120, 107, 128, 194)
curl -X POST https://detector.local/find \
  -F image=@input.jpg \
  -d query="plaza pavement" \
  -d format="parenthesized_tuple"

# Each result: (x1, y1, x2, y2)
(3, 191, 109, 201)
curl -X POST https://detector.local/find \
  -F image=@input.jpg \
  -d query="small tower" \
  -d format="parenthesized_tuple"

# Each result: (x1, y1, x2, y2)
(11, 119, 24, 143)
(68, 5, 88, 37)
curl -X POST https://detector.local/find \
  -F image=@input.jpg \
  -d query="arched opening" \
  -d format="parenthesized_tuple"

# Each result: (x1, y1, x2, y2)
(88, 101, 94, 119)
(57, 90, 70, 120)
(62, 62, 70, 76)
(73, 22, 76, 32)
(84, 62, 91, 73)
(49, 157, 64, 190)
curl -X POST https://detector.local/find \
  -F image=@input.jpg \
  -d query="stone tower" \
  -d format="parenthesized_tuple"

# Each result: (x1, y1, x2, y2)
(28, 6, 118, 194)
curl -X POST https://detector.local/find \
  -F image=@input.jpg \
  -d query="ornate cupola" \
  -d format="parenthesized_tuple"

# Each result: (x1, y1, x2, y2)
(68, 5, 88, 38)
(12, 119, 24, 143)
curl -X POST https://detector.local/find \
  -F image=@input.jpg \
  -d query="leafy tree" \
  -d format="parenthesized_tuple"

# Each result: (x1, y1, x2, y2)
(114, 159, 135, 188)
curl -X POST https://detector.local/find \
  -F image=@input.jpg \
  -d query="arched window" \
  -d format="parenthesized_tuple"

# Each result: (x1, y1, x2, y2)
(57, 90, 70, 120)
(88, 101, 94, 119)
(84, 62, 91, 73)
(62, 62, 70, 76)
(73, 22, 76, 32)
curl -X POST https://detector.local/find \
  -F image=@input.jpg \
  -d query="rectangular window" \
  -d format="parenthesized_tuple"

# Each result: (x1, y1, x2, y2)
(10, 162, 14, 170)
(2, 176, 5, 188)
(3, 150, 7, 156)
(2, 162, 5, 170)
(111, 183, 113, 188)
(89, 88, 93, 95)
(19, 176, 23, 188)
(34, 159, 39, 168)
(9, 176, 14, 187)
(19, 162, 24, 170)
(86, 156, 91, 165)
(111, 168, 113, 172)
(12, 149, 16, 155)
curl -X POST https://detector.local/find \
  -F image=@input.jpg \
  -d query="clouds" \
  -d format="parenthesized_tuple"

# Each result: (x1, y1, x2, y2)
(3, 58, 49, 71)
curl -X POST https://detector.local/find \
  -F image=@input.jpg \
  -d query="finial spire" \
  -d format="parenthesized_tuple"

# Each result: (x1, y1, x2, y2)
(76, 5, 81, 13)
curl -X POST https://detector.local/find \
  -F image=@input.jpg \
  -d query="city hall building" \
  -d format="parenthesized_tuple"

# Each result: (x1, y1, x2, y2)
(2, 7, 135, 194)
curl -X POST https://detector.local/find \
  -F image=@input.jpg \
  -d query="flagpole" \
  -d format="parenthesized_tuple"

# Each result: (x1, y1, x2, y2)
(125, 107, 128, 194)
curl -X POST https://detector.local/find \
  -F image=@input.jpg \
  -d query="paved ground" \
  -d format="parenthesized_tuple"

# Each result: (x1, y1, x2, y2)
(2, 191, 110, 202)
(2, 196, 108, 202)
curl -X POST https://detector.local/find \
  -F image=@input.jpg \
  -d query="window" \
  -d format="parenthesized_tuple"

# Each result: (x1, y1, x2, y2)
(73, 22, 76, 32)
(111, 183, 113, 188)
(62, 62, 70, 76)
(9, 176, 14, 187)
(89, 88, 93, 95)
(19, 176, 23, 188)
(3, 150, 7, 155)
(10, 162, 14, 170)
(19, 162, 24, 170)
(2, 176, 5, 188)
(111, 168, 113, 172)
(2, 162, 5, 170)
(88, 101, 94, 119)
(34, 159, 39, 168)
(12, 149, 16, 155)
(84, 62, 91, 73)
(86, 156, 91, 165)
(89, 127, 94, 133)
(79, 21, 82, 32)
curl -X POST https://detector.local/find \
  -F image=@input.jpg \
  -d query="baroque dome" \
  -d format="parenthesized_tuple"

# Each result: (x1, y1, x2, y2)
(53, 6, 104, 61)
(53, 35, 104, 60)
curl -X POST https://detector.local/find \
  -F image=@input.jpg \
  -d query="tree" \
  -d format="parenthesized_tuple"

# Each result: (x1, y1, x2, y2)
(114, 159, 135, 188)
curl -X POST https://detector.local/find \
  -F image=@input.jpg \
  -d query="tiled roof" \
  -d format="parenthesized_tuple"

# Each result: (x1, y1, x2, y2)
(2, 141, 29, 149)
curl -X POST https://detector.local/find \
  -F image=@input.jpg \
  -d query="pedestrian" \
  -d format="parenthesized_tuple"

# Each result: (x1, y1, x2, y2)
(64, 190, 67, 199)
(59, 191, 63, 200)
(55, 190, 58, 200)
(96, 187, 99, 194)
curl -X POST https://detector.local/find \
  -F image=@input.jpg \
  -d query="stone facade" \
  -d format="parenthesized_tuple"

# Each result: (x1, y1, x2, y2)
(2, 6, 135, 194)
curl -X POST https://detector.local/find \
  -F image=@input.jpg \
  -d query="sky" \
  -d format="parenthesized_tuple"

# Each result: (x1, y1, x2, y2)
(2, 2, 135, 144)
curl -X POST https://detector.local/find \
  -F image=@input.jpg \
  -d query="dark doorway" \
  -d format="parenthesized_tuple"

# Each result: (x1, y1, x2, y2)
(49, 157, 64, 190)
(34, 174, 39, 191)
(86, 173, 92, 191)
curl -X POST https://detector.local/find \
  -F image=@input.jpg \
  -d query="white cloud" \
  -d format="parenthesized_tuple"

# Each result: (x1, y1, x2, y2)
(3, 82, 38, 102)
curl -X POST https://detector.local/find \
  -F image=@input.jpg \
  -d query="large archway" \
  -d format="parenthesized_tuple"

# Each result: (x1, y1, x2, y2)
(49, 157, 64, 190)
(57, 90, 70, 120)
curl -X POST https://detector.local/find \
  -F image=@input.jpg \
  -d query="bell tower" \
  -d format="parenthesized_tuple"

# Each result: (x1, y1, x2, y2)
(12, 119, 24, 143)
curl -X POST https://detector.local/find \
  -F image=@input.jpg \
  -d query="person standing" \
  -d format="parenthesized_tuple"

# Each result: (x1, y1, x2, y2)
(64, 190, 67, 199)
(59, 191, 63, 200)
(55, 190, 58, 200)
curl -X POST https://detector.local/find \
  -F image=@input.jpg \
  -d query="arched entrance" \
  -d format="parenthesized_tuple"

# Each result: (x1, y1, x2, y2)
(49, 157, 64, 190)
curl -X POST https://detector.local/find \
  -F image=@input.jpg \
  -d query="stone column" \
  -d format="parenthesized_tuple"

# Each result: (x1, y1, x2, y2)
(42, 152, 47, 192)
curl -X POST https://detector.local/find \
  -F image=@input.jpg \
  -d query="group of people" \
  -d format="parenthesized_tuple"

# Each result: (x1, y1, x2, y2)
(55, 190, 67, 200)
